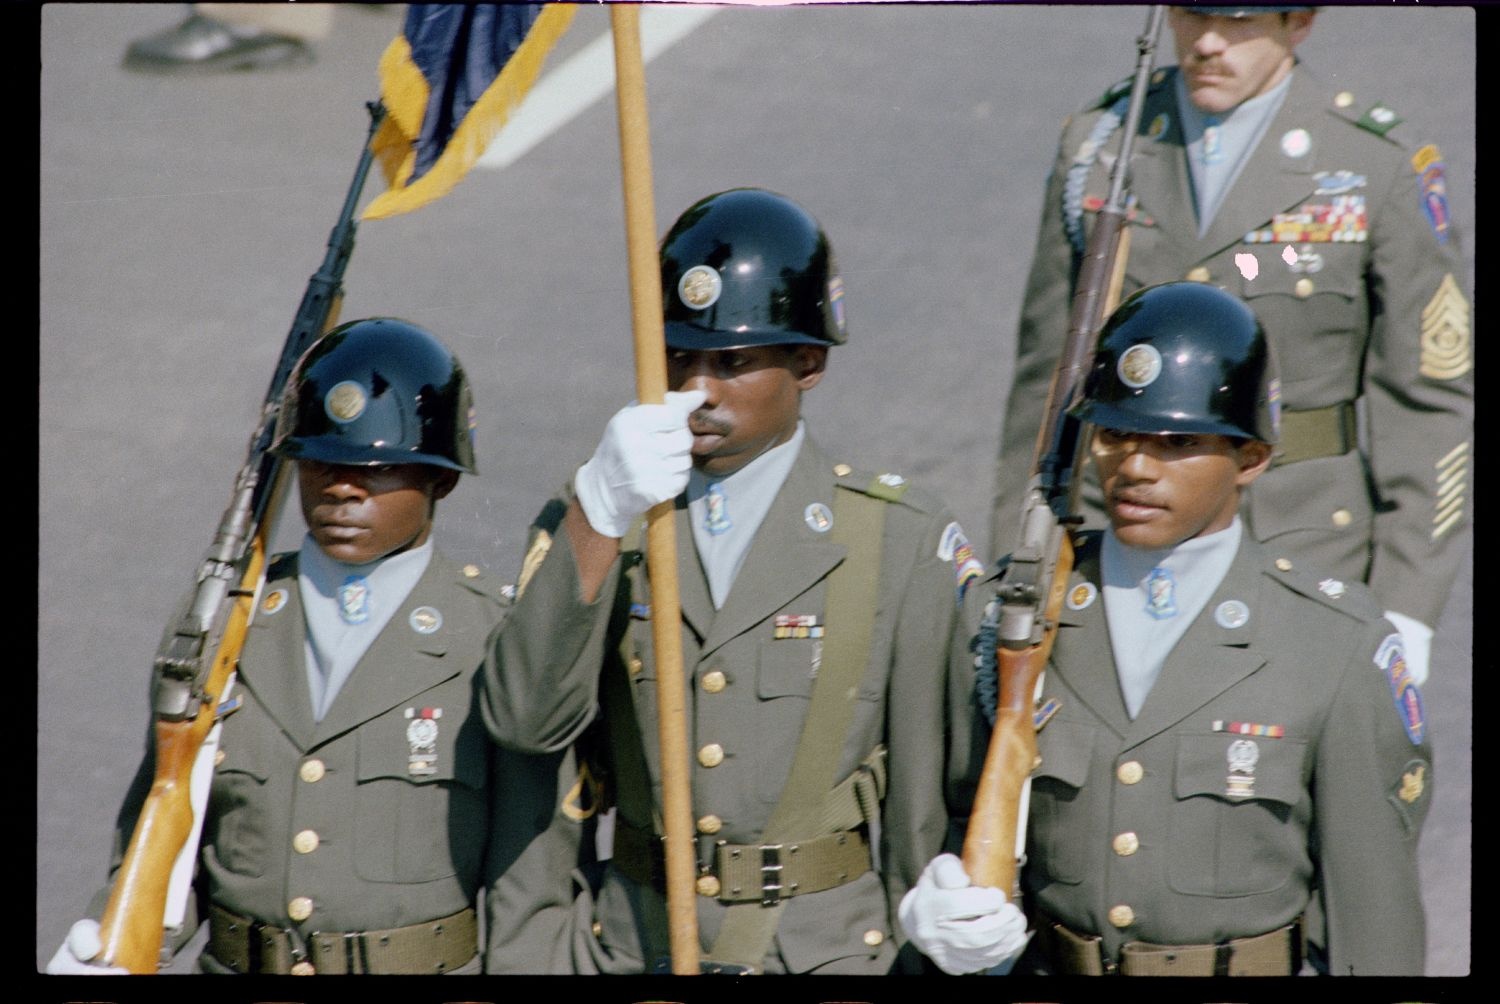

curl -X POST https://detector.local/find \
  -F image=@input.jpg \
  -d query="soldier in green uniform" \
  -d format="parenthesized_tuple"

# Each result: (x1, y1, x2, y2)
(990, 5, 1472, 687)
(480, 188, 989, 974)
(908, 282, 1432, 976)
(48, 319, 575, 974)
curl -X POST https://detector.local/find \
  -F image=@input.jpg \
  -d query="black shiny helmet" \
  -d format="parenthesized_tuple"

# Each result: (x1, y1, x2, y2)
(660, 188, 847, 350)
(271, 317, 477, 473)
(1071, 282, 1281, 443)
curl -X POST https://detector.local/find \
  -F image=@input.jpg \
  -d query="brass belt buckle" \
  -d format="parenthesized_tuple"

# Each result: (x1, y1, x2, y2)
(760, 843, 784, 906)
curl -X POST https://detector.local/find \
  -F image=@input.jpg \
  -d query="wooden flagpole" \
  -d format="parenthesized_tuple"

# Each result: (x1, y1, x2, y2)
(609, 3, 701, 975)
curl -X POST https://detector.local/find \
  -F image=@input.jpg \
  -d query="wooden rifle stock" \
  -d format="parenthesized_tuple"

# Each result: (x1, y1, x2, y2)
(97, 520, 277, 972)
(961, 535, 1074, 896)
(961, 6, 1164, 903)
(93, 103, 386, 972)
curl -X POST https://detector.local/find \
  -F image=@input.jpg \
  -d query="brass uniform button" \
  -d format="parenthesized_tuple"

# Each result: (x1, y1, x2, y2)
(697, 814, 722, 835)
(299, 759, 326, 783)
(288, 896, 314, 922)
(1335, 90, 1355, 108)
(1108, 904, 1135, 928)
(701, 670, 726, 693)
(290, 960, 317, 975)
(627, 656, 644, 676)
(591, 920, 603, 938)
(1275, 558, 1294, 571)
(293, 830, 320, 854)
(1295, 278, 1315, 298)
(1117, 761, 1144, 785)
(833, 463, 853, 477)
(698, 743, 724, 768)
(863, 929, 885, 947)
(1332, 508, 1353, 527)
(1112, 832, 1140, 856)
(463, 563, 481, 578)
(1186, 266, 1211, 283)
(697, 875, 722, 897)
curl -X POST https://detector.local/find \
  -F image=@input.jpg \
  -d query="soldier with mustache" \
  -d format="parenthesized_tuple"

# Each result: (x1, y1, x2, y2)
(49, 319, 570, 975)
(990, 5, 1472, 690)
(480, 188, 991, 974)
(906, 281, 1432, 976)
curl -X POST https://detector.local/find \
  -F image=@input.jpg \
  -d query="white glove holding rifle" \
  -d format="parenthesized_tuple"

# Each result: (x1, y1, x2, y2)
(46, 919, 129, 975)
(899, 853, 1030, 975)
(574, 390, 706, 538)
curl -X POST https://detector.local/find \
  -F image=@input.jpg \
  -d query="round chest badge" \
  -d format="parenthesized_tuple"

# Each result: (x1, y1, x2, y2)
(1118, 343, 1162, 389)
(1280, 127, 1311, 159)
(261, 587, 288, 615)
(325, 380, 367, 423)
(1066, 582, 1098, 611)
(1215, 599, 1250, 630)
(678, 265, 722, 310)
(409, 606, 443, 635)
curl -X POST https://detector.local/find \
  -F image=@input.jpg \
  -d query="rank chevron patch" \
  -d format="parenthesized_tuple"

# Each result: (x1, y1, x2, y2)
(1419, 274, 1471, 380)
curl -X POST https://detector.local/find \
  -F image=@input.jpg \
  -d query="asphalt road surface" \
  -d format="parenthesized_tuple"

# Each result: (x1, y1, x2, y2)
(38, 2, 1473, 992)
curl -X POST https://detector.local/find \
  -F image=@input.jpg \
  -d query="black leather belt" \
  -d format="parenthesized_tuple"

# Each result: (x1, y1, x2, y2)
(1037, 911, 1302, 976)
(208, 902, 476, 974)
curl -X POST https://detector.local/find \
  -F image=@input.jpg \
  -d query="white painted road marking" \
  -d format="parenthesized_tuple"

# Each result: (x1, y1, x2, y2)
(477, 5, 721, 171)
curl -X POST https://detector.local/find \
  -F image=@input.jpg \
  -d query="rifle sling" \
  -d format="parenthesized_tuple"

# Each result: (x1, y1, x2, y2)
(708, 482, 886, 970)
(603, 483, 889, 971)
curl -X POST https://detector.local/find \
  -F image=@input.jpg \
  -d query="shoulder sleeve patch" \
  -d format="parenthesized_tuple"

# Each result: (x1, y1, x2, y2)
(1375, 633, 1426, 746)
(1411, 144, 1455, 246)
(939, 521, 985, 603)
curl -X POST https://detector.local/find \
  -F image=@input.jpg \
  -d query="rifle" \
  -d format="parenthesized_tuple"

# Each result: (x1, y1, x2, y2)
(961, 6, 1165, 902)
(94, 101, 387, 973)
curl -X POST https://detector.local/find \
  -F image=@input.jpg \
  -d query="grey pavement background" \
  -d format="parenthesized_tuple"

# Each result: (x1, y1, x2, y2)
(38, 1, 1473, 990)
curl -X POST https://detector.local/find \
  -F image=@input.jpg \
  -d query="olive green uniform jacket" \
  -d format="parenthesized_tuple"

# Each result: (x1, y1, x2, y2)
(482, 438, 987, 974)
(104, 550, 577, 973)
(992, 64, 1473, 627)
(1018, 531, 1432, 975)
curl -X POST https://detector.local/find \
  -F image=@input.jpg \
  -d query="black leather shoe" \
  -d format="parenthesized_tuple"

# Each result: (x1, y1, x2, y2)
(123, 14, 313, 74)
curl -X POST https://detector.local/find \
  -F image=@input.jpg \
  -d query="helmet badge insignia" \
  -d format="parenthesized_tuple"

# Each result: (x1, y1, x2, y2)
(679, 265, 723, 310)
(325, 380, 368, 423)
(1118, 344, 1162, 389)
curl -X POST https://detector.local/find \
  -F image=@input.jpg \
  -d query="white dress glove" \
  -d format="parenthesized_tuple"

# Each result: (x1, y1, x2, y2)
(898, 853, 1030, 975)
(1383, 610, 1434, 687)
(574, 390, 707, 538)
(45, 919, 129, 975)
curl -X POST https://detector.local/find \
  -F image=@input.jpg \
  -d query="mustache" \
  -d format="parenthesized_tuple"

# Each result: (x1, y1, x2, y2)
(688, 410, 731, 437)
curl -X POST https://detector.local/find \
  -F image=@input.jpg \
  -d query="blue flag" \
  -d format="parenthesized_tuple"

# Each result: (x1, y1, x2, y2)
(364, 3, 575, 220)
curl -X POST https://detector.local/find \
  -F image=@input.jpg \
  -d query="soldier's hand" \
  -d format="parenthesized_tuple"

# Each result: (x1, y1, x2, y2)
(574, 390, 707, 538)
(898, 853, 1030, 975)
(45, 919, 130, 975)
(1384, 610, 1433, 686)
